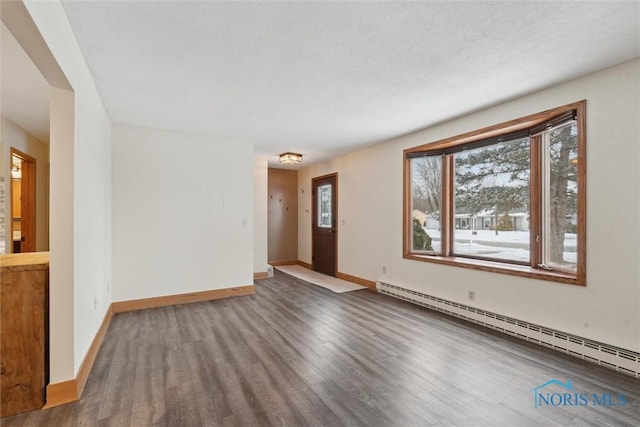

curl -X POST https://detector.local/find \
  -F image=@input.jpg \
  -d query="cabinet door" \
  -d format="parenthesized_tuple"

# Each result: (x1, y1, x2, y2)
(1, 269, 46, 417)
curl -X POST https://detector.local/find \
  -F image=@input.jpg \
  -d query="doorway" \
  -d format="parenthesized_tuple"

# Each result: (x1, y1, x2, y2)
(312, 173, 337, 277)
(10, 148, 36, 253)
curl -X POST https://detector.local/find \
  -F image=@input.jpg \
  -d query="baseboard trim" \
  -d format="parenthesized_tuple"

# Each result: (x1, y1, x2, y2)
(76, 306, 113, 397)
(43, 380, 78, 409)
(269, 260, 299, 266)
(253, 271, 269, 280)
(297, 260, 313, 269)
(112, 285, 255, 314)
(337, 272, 377, 291)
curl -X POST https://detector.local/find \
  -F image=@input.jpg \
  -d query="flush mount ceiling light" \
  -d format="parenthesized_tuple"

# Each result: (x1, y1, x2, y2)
(279, 152, 303, 164)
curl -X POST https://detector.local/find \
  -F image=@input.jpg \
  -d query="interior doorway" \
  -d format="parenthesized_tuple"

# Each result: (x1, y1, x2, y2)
(312, 173, 337, 277)
(10, 148, 36, 253)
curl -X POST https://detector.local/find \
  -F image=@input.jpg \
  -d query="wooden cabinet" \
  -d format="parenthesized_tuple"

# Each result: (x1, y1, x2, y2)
(1, 252, 49, 418)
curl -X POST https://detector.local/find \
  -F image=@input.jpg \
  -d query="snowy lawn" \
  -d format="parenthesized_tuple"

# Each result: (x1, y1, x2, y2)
(423, 229, 577, 263)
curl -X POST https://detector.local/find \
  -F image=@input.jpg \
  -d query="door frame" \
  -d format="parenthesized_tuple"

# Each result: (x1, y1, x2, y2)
(311, 172, 338, 276)
(10, 148, 37, 253)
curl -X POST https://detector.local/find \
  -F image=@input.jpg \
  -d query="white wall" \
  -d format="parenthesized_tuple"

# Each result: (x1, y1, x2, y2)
(254, 156, 268, 275)
(72, 87, 112, 374)
(1, 117, 49, 252)
(24, 0, 113, 380)
(112, 124, 254, 301)
(49, 87, 75, 383)
(299, 59, 640, 352)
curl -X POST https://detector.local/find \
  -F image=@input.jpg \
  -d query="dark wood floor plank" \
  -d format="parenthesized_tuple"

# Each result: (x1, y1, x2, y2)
(230, 306, 346, 427)
(216, 313, 307, 427)
(2, 270, 639, 426)
(95, 336, 137, 423)
(129, 339, 167, 426)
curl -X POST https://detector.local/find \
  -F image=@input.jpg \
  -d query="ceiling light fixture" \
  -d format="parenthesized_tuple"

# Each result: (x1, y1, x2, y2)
(279, 152, 303, 164)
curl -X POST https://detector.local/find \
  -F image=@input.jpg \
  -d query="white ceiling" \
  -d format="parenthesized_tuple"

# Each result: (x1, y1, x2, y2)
(1, 22, 50, 144)
(13, 1, 640, 167)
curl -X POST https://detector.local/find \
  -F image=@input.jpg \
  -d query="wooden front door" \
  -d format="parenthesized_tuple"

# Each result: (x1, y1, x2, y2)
(312, 173, 337, 276)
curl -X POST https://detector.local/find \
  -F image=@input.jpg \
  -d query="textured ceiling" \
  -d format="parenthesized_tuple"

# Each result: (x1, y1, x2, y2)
(1, 22, 50, 144)
(59, 0, 639, 167)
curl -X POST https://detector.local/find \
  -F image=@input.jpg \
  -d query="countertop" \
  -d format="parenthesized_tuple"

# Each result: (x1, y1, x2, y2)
(0, 252, 49, 273)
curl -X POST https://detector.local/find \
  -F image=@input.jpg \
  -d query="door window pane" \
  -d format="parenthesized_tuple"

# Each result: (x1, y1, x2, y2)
(318, 184, 332, 228)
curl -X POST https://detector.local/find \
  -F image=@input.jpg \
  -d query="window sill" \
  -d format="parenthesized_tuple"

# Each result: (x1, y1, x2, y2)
(404, 253, 584, 286)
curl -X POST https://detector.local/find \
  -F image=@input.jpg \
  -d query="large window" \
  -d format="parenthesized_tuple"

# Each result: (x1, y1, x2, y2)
(404, 101, 586, 285)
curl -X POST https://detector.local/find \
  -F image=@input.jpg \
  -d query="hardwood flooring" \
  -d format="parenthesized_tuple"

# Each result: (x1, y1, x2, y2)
(3, 271, 639, 426)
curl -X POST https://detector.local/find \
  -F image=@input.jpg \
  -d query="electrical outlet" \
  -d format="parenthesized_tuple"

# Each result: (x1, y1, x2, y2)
(242, 218, 248, 227)
(468, 290, 475, 301)
(382, 266, 387, 274)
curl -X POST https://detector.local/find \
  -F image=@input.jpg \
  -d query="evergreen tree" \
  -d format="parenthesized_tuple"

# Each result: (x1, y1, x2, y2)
(412, 217, 433, 251)
(455, 138, 530, 236)
(455, 129, 577, 262)
(496, 213, 514, 231)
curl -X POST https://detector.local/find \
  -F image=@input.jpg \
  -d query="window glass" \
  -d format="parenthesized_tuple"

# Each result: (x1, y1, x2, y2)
(453, 138, 530, 263)
(411, 156, 442, 253)
(318, 184, 332, 228)
(542, 122, 578, 272)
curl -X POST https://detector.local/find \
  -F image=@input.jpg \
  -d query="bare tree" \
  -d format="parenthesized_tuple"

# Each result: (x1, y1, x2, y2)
(412, 156, 442, 220)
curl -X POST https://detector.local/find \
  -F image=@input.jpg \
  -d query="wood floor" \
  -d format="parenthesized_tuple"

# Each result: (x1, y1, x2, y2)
(3, 271, 639, 426)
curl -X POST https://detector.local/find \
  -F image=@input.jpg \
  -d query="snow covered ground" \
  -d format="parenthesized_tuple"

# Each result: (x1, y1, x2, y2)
(424, 228, 577, 264)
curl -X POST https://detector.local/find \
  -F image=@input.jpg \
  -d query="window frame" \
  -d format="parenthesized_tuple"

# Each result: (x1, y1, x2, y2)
(403, 100, 586, 286)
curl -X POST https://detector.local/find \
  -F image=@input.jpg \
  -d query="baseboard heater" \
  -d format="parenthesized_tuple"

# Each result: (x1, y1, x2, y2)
(377, 282, 640, 378)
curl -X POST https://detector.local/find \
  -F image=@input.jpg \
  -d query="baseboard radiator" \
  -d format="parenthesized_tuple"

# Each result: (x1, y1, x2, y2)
(377, 282, 640, 378)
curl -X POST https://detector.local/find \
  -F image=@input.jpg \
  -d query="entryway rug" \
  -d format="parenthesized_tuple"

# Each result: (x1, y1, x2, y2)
(274, 265, 367, 293)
